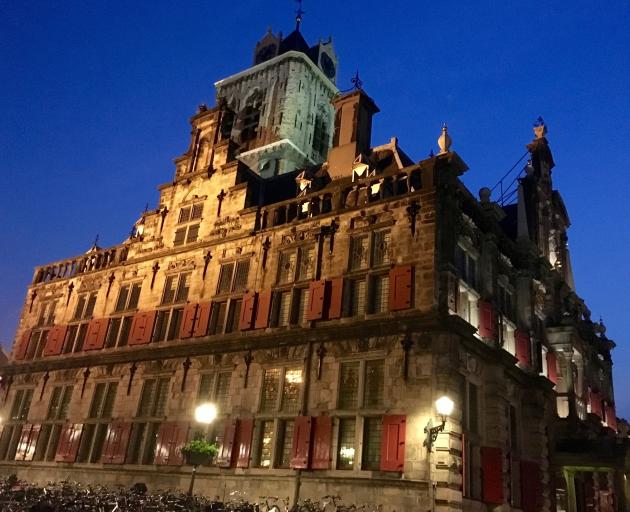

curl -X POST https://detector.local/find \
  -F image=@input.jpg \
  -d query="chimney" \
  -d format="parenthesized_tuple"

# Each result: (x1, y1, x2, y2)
(327, 90, 379, 180)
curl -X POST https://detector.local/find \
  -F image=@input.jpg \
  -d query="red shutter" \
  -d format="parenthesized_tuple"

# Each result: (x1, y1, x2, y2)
(481, 446, 503, 504)
(478, 300, 495, 339)
(291, 416, 313, 469)
(55, 424, 83, 463)
(154, 423, 175, 465)
(380, 415, 406, 472)
(179, 303, 198, 339)
(235, 419, 254, 468)
(546, 350, 558, 384)
(14, 330, 31, 361)
(43, 325, 68, 356)
(102, 422, 132, 464)
(388, 265, 413, 311)
(24, 424, 41, 462)
(589, 389, 603, 418)
(193, 301, 212, 337)
(218, 419, 237, 468)
(169, 422, 189, 466)
(311, 416, 332, 469)
(307, 280, 326, 321)
(515, 329, 530, 366)
(254, 290, 273, 329)
(239, 292, 257, 331)
(128, 311, 157, 346)
(520, 461, 542, 512)
(84, 319, 110, 351)
(605, 404, 618, 431)
(14, 423, 33, 461)
(326, 278, 344, 320)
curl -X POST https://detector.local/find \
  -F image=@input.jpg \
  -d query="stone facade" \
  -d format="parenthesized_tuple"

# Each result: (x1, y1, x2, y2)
(0, 26, 627, 512)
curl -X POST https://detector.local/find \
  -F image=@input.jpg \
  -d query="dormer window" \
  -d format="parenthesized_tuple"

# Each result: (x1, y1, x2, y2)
(174, 202, 203, 247)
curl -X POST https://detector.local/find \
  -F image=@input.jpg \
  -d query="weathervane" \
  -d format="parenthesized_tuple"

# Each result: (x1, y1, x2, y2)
(351, 70, 363, 90)
(295, 0, 305, 31)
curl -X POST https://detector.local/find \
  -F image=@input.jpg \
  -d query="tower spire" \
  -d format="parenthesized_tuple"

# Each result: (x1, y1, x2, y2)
(295, 0, 305, 31)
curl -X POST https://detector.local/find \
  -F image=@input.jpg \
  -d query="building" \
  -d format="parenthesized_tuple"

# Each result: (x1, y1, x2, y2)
(1, 20, 628, 512)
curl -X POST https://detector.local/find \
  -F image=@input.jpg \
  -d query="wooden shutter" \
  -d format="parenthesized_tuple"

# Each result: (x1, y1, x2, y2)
(179, 303, 198, 339)
(326, 278, 344, 320)
(14, 330, 31, 361)
(239, 292, 257, 331)
(218, 419, 237, 468)
(311, 416, 332, 469)
(84, 319, 109, 351)
(291, 416, 313, 469)
(15, 423, 33, 461)
(481, 446, 503, 504)
(102, 422, 132, 464)
(235, 419, 254, 468)
(520, 460, 542, 512)
(478, 300, 495, 339)
(306, 280, 327, 321)
(515, 329, 530, 366)
(388, 265, 413, 311)
(43, 325, 68, 356)
(605, 404, 618, 431)
(129, 311, 157, 346)
(380, 415, 406, 472)
(589, 389, 603, 418)
(169, 422, 189, 466)
(154, 422, 175, 465)
(55, 424, 83, 463)
(546, 350, 558, 384)
(254, 290, 273, 329)
(193, 301, 212, 337)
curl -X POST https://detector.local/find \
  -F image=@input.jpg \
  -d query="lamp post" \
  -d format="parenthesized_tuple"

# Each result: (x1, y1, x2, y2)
(187, 402, 218, 497)
(423, 395, 454, 451)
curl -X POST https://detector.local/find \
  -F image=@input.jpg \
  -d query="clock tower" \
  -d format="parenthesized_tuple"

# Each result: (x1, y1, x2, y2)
(214, 25, 338, 178)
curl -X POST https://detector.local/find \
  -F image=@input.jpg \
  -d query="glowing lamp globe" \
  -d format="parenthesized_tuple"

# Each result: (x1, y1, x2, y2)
(195, 403, 218, 424)
(435, 396, 454, 418)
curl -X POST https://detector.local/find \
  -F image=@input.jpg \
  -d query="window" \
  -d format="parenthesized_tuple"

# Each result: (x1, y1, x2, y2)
(241, 94, 262, 142)
(371, 230, 391, 267)
(10, 389, 33, 422)
(499, 316, 516, 357)
(293, 288, 310, 325)
(36, 301, 57, 327)
(277, 420, 294, 468)
(349, 235, 369, 271)
(161, 272, 191, 305)
(362, 417, 382, 470)
(497, 282, 514, 320)
(277, 245, 314, 284)
(174, 203, 203, 246)
(349, 279, 366, 317)
(255, 420, 275, 468)
(296, 246, 315, 281)
(338, 362, 360, 409)
(370, 274, 389, 314)
(0, 388, 34, 460)
(455, 245, 478, 289)
(137, 378, 170, 418)
(259, 368, 302, 414)
(114, 282, 142, 312)
(178, 203, 203, 223)
(457, 284, 479, 328)
(77, 382, 118, 463)
(33, 385, 73, 461)
(208, 301, 227, 335)
(461, 379, 481, 499)
(338, 359, 385, 410)
(197, 372, 232, 412)
(273, 291, 292, 327)
(64, 323, 89, 353)
(363, 360, 385, 408)
(277, 251, 297, 284)
(225, 299, 242, 333)
(105, 316, 133, 348)
(216, 260, 250, 294)
(152, 307, 184, 342)
(25, 330, 48, 360)
(73, 292, 97, 321)
(312, 115, 328, 156)
(337, 418, 356, 469)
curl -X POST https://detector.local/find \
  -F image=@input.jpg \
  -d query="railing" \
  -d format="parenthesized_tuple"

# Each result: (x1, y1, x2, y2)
(32, 245, 128, 285)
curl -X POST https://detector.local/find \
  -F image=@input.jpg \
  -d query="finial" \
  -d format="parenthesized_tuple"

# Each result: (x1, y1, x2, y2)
(144, 203, 149, 213)
(93, 234, 99, 247)
(437, 123, 452, 154)
(429, 148, 435, 158)
(533, 116, 547, 139)
(351, 70, 363, 91)
(295, 0, 305, 31)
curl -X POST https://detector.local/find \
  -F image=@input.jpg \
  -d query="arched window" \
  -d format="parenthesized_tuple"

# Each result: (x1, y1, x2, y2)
(241, 93, 263, 142)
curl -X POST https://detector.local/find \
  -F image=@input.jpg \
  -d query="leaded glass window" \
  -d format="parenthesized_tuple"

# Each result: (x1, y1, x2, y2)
(337, 418, 356, 470)
(260, 369, 280, 413)
(338, 362, 360, 409)
(364, 360, 385, 408)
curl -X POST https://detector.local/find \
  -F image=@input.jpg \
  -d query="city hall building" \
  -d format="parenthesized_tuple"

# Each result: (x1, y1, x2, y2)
(1, 20, 628, 512)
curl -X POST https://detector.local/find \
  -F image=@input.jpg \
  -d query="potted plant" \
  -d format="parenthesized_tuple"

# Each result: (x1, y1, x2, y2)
(181, 439, 218, 466)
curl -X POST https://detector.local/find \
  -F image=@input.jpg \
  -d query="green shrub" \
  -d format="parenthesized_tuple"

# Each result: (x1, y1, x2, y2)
(181, 439, 219, 457)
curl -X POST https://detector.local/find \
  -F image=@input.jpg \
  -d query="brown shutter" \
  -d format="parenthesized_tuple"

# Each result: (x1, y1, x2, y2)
(388, 265, 413, 311)
(326, 278, 344, 320)
(380, 415, 406, 472)
(218, 419, 237, 468)
(254, 290, 273, 329)
(235, 419, 254, 468)
(546, 350, 558, 384)
(481, 446, 503, 504)
(154, 422, 175, 465)
(311, 416, 332, 469)
(520, 460, 542, 512)
(14, 329, 32, 361)
(179, 303, 198, 339)
(55, 424, 83, 463)
(84, 319, 110, 351)
(193, 301, 212, 337)
(14, 423, 33, 461)
(43, 325, 68, 356)
(478, 300, 495, 339)
(239, 292, 257, 331)
(102, 422, 132, 464)
(291, 416, 313, 469)
(515, 329, 530, 366)
(605, 404, 618, 431)
(129, 311, 157, 345)
(306, 280, 326, 321)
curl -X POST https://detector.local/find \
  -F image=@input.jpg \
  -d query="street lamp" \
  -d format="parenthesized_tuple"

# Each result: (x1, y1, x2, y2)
(423, 395, 454, 451)
(187, 402, 218, 496)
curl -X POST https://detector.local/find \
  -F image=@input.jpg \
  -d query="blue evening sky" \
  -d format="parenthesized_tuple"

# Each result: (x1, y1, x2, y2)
(1, 1, 629, 417)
